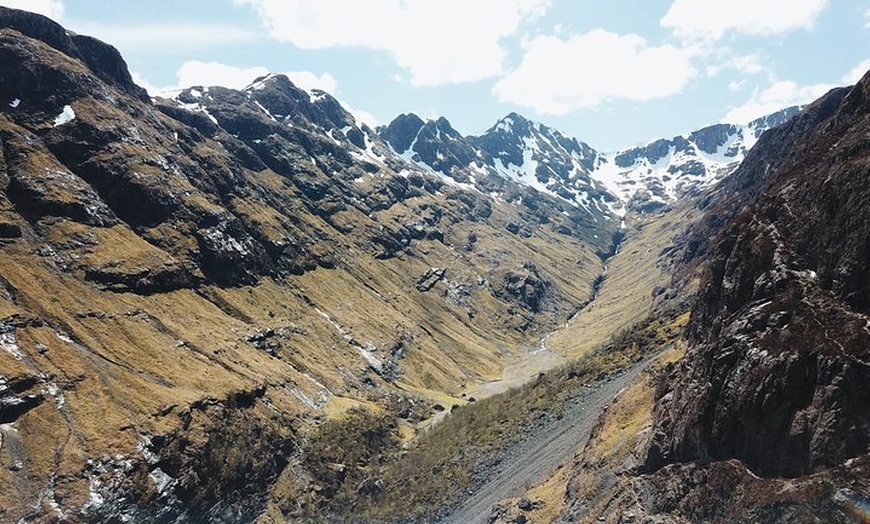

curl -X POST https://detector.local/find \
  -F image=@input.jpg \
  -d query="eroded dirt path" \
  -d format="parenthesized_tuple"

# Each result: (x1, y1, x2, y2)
(437, 359, 649, 524)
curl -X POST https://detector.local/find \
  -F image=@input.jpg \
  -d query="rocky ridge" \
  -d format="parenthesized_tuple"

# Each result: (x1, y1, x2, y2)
(379, 108, 799, 218)
(554, 74, 870, 523)
(595, 106, 800, 213)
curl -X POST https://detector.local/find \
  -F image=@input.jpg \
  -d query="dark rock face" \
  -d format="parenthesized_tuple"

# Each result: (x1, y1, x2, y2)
(0, 373, 44, 423)
(379, 114, 480, 178)
(631, 458, 870, 524)
(83, 388, 295, 524)
(615, 138, 672, 168)
(688, 123, 737, 155)
(492, 263, 554, 313)
(645, 75, 870, 480)
(0, 7, 149, 103)
(416, 267, 446, 292)
(379, 113, 425, 154)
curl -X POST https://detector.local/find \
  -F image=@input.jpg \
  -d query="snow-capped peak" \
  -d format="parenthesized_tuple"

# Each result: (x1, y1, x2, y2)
(590, 106, 801, 212)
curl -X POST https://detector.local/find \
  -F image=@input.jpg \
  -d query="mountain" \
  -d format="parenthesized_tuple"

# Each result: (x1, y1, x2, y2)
(378, 112, 619, 239)
(379, 108, 800, 218)
(552, 76, 870, 523)
(595, 107, 800, 212)
(0, 5, 855, 524)
(0, 7, 620, 522)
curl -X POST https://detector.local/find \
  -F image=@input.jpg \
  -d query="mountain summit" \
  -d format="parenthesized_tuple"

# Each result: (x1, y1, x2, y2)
(380, 107, 801, 218)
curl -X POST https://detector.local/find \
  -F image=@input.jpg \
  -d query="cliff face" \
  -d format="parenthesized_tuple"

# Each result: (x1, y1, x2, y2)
(630, 74, 870, 520)
(553, 75, 870, 524)
(0, 8, 617, 522)
(646, 75, 870, 477)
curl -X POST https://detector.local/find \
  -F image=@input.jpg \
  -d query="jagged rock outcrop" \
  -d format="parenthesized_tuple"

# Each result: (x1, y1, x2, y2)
(630, 73, 870, 519)
(492, 263, 555, 314)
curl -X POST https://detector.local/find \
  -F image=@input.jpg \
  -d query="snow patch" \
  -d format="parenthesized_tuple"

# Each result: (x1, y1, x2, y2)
(290, 387, 319, 410)
(358, 342, 383, 373)
(253, 100, 277, 121)
(316, 308, 385, 372)
(138, 435, 159, 465)
(0, 330, 24, 361)
(9, 98, 20, 108)
(44, 382, 65, 409)
(149, 467, 175, 495)
(176, 100, 219, 125)
(53, 105, 76, 127)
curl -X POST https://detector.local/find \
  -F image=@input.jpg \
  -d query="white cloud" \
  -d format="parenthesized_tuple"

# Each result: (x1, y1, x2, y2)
(282, 71, 338, 94)
(493, 30, 698, 115)
(729, 79, 747, 91)
(233, 0, 550, 86)
(0, 0, 63, 20)
(130, 72, 163, 96)
(662, 0, 829, 41)
(174, 62, 270, 91)
(343, 104, 379, 128)
(842, 59, 870, 84)
(866, 8, 870, 28)
(137, 61, 338, 95)
(722, 80, 835, 124)
(68, 23, 257, 54)
(707, 54, 767, 78)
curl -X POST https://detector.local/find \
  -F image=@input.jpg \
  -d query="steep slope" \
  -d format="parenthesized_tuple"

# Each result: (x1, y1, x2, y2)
(0, 8, 620, 522)
(555, 76, 870, 523)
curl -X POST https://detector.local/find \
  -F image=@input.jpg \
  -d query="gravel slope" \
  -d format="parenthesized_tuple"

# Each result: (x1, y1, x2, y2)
(437, 360, 649, 524)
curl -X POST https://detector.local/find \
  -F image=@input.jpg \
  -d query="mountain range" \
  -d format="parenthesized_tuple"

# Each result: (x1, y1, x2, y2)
(377, 106, 799, 216)
(0, 6, 866, 524)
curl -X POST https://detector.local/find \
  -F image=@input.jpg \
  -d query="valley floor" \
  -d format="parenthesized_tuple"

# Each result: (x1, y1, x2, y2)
(468, 203, 693, 401)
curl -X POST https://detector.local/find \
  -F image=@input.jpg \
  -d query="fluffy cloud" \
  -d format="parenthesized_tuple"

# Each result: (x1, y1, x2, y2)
(174, 62, 270, 91)
(233, 0, 550, 86)
(662, 0, 829, 41)
(0, 0, 63, 20)
(136, 61, 337, 96)
(69, 23, 257, 54)
(843, 59, 870, 84)
(722, 80, 835, 124)
(707, 54, 767, 77)
(493, 30, 697, 114)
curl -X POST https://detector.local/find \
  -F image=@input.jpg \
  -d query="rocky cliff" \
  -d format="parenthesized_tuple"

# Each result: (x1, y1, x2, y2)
(556, 72, 870, 524)
(645, 76, 870, 480)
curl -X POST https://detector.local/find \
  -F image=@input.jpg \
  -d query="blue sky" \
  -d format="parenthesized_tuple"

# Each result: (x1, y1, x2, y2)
(4, 0, 869, 151)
